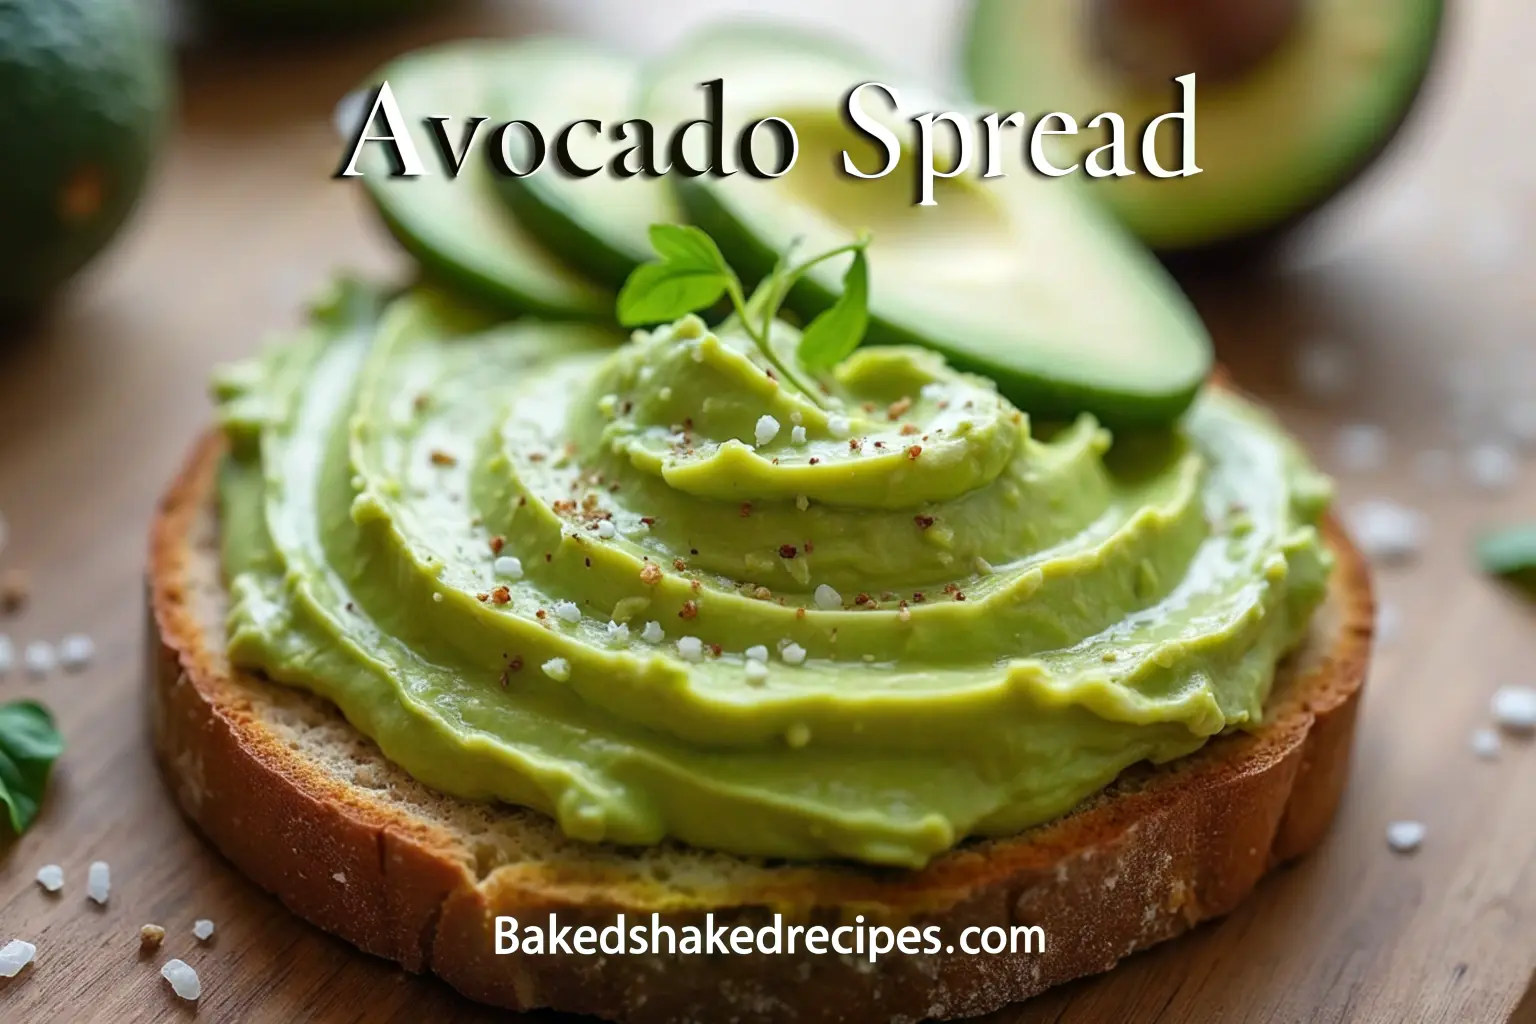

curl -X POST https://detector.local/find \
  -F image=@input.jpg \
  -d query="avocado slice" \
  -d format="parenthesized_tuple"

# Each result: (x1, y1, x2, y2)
(357, 42, 611, 320)
(965, 0, 1443, 252)
(492, 40, 682, 289)
(643, 26, 1211, 427)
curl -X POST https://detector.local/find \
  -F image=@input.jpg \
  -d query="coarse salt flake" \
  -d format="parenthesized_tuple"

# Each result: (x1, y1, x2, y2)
(1332, 424, 1386, 474)
(791, 425, 807, 445)
(23, 641, 55, 679)
(745, 645, 769, 663)
(87, 861, 109, 904)
(161, 959, 201, 1001)
(1343, 500, 1427, 564)
(541, 658, 571, 682)
(606, 621, 630, 645)
(553, 601, 581, 624)
(595, 521, 616, 539)
(192, 919, 215, 942)
(58, 634, 95, 672)
(827, 416, 851, 439)
(1492, 686, 1536, 732)
(813, 585, 842, 610)
(755, 415, 781, 447)
(676, 636, 704, 662)
(35, 865, 62, 893)
(494, 556, 524, 579)
(781, 642, 807, 666)
(0, 939, 36, 978)
(1470, 727, 1502, 760)
(744, 660, 769, 685)
(1385, 820, 1425, 854)
(641, 621, 664, 644)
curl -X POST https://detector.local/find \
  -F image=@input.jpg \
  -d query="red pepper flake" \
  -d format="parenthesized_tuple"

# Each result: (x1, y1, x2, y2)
(953, 591, 966, 602)
(640, 516, 657, 527)
(778, 544, 798, 559)
(900, 423, 920, 436)
(518, 496, 528, 507)
(609, 483, 620, 493)
(679, 600, 699, 620)
(943, 583, 959, 594)
(848, 438, 862, 452)
(691, 579, 702, 592)
(545, 553, 553, 562)
(803, 540, 815, 554)
(683, 418, 694, 431)
(430, 450, 458, 467)
(809, 458, 821, 465)
(914, 515, 935, 530)
(528, 452, 546, 463)
(862, 402, 876, 413)
(536, 609, 547, 619)
(888, 397, 913, 420)
(489, 536, 505, 555)
(491, 586, 512, 605)
(912, 592, 927, 603)
(476, 593, 489, 603)
(552, 499, 577, 515)
(855, 592, 872, 606)
(584, 557, 592, 568)
(796, 607, 807, 620)
(673, 558, 688, 572)
(640, 563, 663, 586)
(740, 502, 753, 518)
(765, 368, 777, 381)
(906, 445, 923, 460)
(709, 643, 723, 658)
(873, 441, 885, 449)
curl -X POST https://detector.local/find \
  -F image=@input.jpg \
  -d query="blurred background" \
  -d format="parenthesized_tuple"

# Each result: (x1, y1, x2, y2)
(1, 1, 1533, 1021)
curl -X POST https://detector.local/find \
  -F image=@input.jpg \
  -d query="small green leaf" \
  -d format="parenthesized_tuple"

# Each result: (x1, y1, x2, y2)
(648, 224, 731, 274)
(797, 248, 870, 371)
(1478, 525, 1536, 594)
(0, 701, 63, 835)
(616, 262, 728, 327)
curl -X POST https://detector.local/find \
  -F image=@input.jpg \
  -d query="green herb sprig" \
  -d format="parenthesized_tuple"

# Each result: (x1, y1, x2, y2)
(616, 224, 872, 408)
(0, 700, 63, 835)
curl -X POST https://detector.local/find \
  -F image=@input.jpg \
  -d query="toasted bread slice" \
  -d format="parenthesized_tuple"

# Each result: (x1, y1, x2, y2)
(149, 432, 1373, 1024)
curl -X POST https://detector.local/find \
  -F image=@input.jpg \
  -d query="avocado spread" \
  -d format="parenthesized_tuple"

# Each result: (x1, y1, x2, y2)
(215, 281, 1333, 868)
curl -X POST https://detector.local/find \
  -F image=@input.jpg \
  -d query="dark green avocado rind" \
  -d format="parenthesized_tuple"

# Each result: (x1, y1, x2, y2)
(497, 179, 650, 290)
(678, 180, 1206, 430)
(961, 0, 1447, 255)
(0, 0, 172, 312)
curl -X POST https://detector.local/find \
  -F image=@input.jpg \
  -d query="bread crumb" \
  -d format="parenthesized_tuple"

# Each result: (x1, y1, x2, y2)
(139, 924, 165, 951)
(0, 569, 29, 616)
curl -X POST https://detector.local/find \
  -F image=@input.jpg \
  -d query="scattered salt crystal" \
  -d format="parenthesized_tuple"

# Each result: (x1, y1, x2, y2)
(595, 521, 616, 539)
(744, 660, 769, 685)
(1465, 443, 1518, 492)
(58, 634, 95, 672)
(791, 425, 807, 445)
(755, 415, 781, 447)
(553, 601, 581, 624)
(1386, 820, 1425, 854)
(605, 621, 629, 645)
(827, 415, 851, 439)
(1343, 500, 1427, 564)
(1332, 424, 1387, 474)
(161, 959, 201, 1001)
(781, 643, 807, 666)
(813, 585, 842, 610)
(332, 872, 347, 884)
(1470, 727, 1502, 760)
(87, 861, 109, 904)
(744, 645, 768, 663)
(541, 658, 571, 682)
(0, 636, 12, 677)
(920, 382, 946, 402)
(641, 621, 664, 644)
(35, 865, 62, 893)
(1491, 686, 1536, 732)
(1295, 340, 1353, 400)
(494, 556, 524, 579)
(0, 939, 36, 978)
(192, 919, 215, 942)
(676, 637, 704, 662)
(23, 641, 56, 678)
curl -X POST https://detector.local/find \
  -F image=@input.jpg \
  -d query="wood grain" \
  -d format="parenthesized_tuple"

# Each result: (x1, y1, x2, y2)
(1, 2, 1533, 1021)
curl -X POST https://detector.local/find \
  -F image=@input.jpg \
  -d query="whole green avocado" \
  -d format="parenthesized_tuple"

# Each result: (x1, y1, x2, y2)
(0, 0, 172, 313)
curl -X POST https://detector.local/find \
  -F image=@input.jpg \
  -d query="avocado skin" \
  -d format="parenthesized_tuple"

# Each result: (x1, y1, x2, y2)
(677, 181, 1204, 430)
(0, 0, 172, 313)
(961, 0, 1446, 257)
(496, 177, 645, 291)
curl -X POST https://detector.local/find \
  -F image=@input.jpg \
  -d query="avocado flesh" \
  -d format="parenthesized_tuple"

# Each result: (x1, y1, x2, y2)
(360, 42, 611, 320)
(645, 26, 1212, 428)
(492, 40, 681, 289)
(965, 0, 1443, 252)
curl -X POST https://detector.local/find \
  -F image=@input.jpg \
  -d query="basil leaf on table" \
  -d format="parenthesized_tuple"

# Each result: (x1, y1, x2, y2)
(0, 700, 64, 835)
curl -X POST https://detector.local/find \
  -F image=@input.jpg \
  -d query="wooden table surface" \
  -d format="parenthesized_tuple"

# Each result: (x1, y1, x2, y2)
(1, 1, 1533, 1021)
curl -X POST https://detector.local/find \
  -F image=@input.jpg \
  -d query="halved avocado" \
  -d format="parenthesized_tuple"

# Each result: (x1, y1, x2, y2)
(357, 42, 611, 319)
(965, 0, 1444, 252)
(643, 26, 1211, 428)
(492, 40, 681, 289)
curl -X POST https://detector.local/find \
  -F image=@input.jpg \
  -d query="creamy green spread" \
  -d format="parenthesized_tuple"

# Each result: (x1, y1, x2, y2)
(214, 281, 1333, 868)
